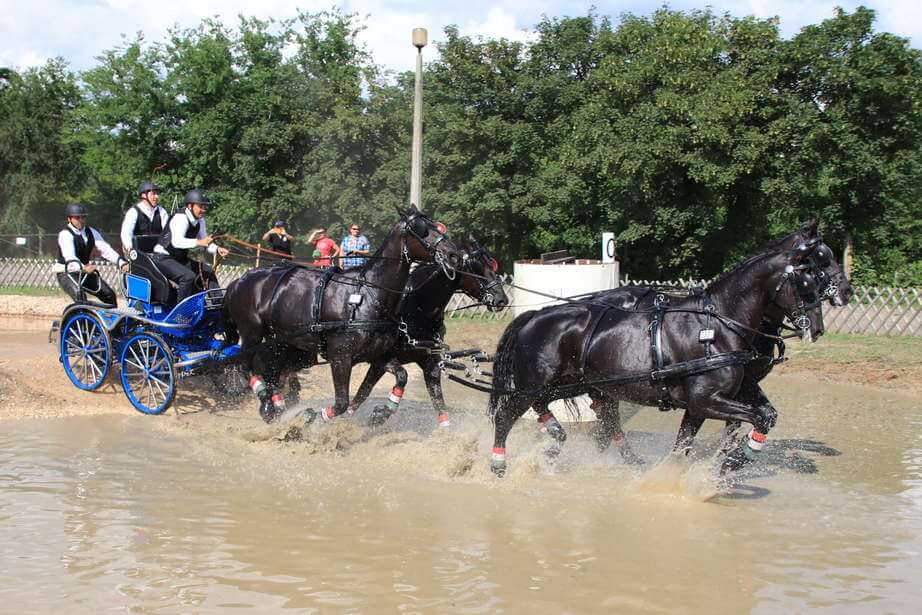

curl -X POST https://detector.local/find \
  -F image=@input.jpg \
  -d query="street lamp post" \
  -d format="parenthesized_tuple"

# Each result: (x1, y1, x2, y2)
(410, 28, 427, 209)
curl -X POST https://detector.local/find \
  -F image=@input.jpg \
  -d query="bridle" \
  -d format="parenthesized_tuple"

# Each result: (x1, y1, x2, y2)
(400, 209, 456, 278)
(463, 242, 504, 307)
(768, 243, 825, 339)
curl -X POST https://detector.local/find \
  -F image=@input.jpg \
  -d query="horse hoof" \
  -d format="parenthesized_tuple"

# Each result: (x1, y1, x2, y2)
(720, 444, 754, 474)
(288, 380, 301, 406)
(490, 461, 507, 477)
(620, 448, 645, 467)
(259, 400, 278, 423)
(367, 405, 394, 427)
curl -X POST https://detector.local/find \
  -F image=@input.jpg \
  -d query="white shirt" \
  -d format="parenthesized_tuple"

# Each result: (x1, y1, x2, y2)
(153, 209, 218, 256)
(55, 224, 121, 273)
(120, 200, 169, 252)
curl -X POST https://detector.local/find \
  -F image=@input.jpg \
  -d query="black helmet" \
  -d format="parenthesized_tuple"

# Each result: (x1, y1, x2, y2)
(184, 189, 211, 206)
(138, 181, 160, 196)
(273, 219, 287, 228)
(64, 203, 88, 217)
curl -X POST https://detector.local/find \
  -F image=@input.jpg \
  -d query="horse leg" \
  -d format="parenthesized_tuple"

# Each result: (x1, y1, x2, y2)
(316, 356, 353, 422)
(687, 392, 776, 473)
(350, 360, 388, 417)
(242, 338, 278, 423)
(420, 356, 451, 428)
(490, 394, 533, 477)
(673, 410, 705, 456)
(369, 359, 408, 426)
(590, 395, 644, 466)
(534, 400, 567, 447)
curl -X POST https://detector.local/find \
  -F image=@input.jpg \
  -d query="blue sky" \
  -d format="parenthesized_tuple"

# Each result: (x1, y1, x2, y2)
(1, 1, 918, 75)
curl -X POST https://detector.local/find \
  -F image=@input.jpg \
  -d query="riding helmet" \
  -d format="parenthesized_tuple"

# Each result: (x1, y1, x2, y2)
(184, 189, 211, 206)
(64, 203, 88, 217)
(273, 219, 287, 229)
(138, 181, 160, 195)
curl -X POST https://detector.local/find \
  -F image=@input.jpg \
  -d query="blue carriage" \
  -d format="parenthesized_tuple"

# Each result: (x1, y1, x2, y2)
(57, 251, 243, 414)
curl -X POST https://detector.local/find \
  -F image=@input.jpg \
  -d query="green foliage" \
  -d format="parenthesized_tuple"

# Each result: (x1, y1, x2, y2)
(0, 7, 919, 285)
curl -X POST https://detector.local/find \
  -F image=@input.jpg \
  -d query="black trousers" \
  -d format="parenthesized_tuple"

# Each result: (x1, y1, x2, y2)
(56, 271, 117, 306)
(153, 255, 219, 302)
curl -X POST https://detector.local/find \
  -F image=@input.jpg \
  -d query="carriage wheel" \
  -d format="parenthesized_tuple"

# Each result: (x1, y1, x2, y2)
(60, 312, 111, 391)
(119, 332, 176, 415)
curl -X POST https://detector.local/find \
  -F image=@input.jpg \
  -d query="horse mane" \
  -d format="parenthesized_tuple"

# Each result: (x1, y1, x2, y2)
(705, 246, 784, 292)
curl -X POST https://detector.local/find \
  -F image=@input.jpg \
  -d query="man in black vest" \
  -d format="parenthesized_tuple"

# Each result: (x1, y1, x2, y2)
(53, 203, 128, 305)
(120, 181, 169, 253)
(153, 189, 229, 302)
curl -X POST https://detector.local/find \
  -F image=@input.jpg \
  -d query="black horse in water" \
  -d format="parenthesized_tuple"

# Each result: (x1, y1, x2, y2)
(224, 206, 463, 422)
(487, 238, 826, 476)
(578, 221, 852, 465)
(348, 240, 510, 427)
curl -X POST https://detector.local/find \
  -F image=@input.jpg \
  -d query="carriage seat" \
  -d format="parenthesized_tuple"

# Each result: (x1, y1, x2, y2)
(125, 249, 176, 305)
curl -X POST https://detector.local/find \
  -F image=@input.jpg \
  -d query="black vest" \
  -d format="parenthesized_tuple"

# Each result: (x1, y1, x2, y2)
(267, 233, 292, 255)
(158, 212, 201, 263)
(133, 204, 164, 236)
(57, 226, 96, 265)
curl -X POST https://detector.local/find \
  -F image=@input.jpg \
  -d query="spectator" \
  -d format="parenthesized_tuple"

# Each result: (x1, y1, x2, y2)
(261, 219, 293, 257)
(307, 227, 340, 267)
(340, 223, 371, 267)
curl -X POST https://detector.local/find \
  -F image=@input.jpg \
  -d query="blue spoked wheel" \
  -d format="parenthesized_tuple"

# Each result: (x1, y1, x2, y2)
(119, 332, 176, 415)
(60, 312, 111, 391)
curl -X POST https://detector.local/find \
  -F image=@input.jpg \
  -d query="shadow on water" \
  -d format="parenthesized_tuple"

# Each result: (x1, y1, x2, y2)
(716, 439, 843, 501)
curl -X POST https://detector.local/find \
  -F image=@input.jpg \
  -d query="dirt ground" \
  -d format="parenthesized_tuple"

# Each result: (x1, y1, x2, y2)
(1, 293, 920, 422)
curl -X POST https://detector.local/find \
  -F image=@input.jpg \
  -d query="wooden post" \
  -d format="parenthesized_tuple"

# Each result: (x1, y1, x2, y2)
(255, 245, 261, 268)
(843, 232, 854, 278)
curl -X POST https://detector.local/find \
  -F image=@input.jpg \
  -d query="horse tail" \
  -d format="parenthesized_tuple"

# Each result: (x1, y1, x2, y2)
(222, 278, 239, 346)
(489, 310, 537, 422)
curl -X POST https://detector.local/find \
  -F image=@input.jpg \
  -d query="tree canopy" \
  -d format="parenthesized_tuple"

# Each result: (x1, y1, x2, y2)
(0, 7, 919, 284)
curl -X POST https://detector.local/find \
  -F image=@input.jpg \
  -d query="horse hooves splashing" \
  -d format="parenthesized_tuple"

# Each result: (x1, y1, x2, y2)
(367, 405, 395, 427)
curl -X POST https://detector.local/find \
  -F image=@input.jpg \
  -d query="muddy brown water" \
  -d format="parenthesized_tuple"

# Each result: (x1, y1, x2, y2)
(1, 326, 922, 613)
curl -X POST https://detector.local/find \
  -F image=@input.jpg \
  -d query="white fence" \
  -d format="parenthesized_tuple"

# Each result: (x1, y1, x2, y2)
(1, 258, 919, 336)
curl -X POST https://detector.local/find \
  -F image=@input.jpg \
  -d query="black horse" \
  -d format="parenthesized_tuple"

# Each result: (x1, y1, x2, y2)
(487, 239, 825, 476)
(224, 206, 463, 422)
(575, 221, 853, 465)
(348, 240, 510, 427)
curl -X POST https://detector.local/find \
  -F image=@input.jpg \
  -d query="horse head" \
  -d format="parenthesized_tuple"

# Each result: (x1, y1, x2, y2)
(458, 239, 509, 311)
(769, 243, 826, 342)
(398, 205, 463, 273)
(772, 219, 853, 307)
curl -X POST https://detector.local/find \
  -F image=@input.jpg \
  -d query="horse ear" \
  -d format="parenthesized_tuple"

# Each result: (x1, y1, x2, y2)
(801, 218, 819, 237)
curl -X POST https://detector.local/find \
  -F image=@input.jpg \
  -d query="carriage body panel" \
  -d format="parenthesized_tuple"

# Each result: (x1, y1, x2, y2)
(56, 284, 241, 415)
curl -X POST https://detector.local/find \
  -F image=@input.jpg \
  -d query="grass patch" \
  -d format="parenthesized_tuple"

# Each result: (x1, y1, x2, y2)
(785, 332, 922, 366)
(0, 286, 62, 297)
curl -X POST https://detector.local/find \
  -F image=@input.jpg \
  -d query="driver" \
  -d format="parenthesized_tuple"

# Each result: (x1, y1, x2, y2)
(53, 203, 128, 306)
(120, 181, 169, 253)
(153, 189, 229, 302)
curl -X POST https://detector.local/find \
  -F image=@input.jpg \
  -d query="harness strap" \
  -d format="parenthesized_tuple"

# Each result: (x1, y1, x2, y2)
(649, 294, 672, 411)
(266, 264, 300, 334)
(449, 350, 755, 397)
(579, 306, 611, 374)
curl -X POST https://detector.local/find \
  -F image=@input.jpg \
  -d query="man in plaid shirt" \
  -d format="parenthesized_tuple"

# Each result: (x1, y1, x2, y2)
(340, 223, 371, 267)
